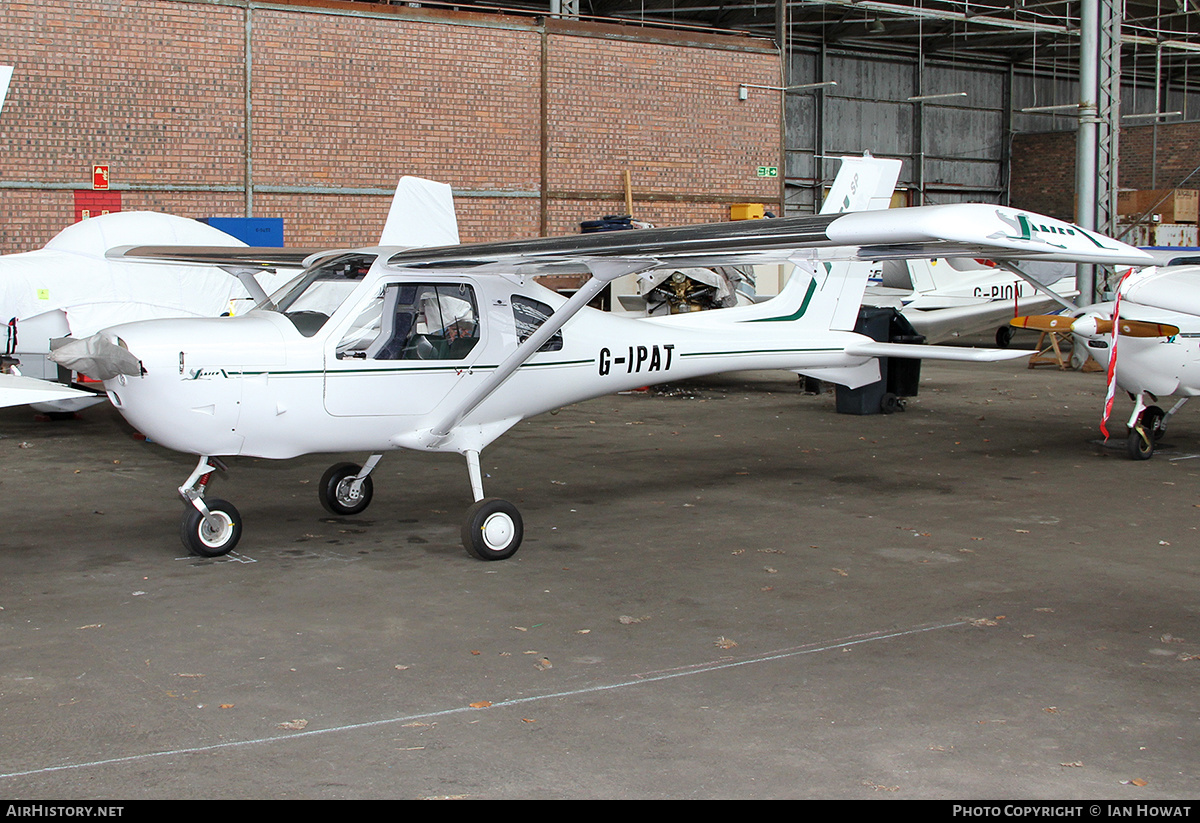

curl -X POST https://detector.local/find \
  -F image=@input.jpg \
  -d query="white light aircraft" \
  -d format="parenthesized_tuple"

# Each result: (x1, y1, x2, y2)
(1013, 256, 1200, 460)
(50, 205, 1151, 560)
(867, 256, 1079, 345)
(1, 177, 457, 412)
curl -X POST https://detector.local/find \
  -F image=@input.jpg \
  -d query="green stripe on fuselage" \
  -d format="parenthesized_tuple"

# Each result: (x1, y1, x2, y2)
(744, 276, 818, 323)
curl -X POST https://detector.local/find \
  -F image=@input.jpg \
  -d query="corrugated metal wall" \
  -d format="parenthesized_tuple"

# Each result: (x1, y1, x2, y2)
(782, 45, 1200, 217)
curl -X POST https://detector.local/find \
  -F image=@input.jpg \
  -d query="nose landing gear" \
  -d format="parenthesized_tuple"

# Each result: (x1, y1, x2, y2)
(178, 456, 242, 557)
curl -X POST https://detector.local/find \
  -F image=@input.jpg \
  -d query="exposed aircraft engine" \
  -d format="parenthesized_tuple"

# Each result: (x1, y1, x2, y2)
(639, 266, 756, 315)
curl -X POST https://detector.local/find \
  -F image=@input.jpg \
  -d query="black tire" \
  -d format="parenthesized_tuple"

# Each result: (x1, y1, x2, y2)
(880, 392, 902, 414)
(996, 325, 1015, 348)
(1142, 405, 1166, 441)
(1127, 428, 1155, 461)
(319, 462, 374, 516)
(180, 499, 243, 557)
(461, 498, 523, 561)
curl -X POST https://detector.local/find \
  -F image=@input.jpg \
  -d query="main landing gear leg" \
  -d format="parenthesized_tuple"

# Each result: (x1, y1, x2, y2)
(178, 456, 242, 557)
(460, 449, 523, 561)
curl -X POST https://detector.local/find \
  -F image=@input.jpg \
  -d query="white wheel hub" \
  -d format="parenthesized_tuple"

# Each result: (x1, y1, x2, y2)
(481, 512, 515, 551)
(200, 512, 234, 548)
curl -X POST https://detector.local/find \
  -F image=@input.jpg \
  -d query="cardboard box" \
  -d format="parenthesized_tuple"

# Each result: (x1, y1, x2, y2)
(1119, 189, 1198, 223)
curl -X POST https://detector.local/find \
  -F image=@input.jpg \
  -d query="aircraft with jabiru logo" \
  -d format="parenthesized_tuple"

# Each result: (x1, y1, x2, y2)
(50, 177, 1152, 561)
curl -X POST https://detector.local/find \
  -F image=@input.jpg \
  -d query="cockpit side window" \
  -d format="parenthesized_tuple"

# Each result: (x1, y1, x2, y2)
(337, 282, 480, 361)
(512, 295, 564, 352)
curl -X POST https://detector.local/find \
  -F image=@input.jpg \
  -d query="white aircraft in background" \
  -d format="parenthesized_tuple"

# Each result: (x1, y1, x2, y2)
(0, 211, 287, 414)
(610, 155, 1082, 350)
(0, 177, 457, 412)
(1013, 258, 1200, 460)
(866, 256, 1079, 346)
(50, 204, 1150, 561)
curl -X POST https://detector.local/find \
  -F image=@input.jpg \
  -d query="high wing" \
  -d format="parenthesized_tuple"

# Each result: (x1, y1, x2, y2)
(106, 205, 1152, 276)
(1118, 264, 1200, 317)
(105, 245, 325, 270)
(381, 204, 1153, 274)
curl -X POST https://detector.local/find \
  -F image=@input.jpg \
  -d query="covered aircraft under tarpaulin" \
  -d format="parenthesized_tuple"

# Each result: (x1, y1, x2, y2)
(0, 212, 280, 411)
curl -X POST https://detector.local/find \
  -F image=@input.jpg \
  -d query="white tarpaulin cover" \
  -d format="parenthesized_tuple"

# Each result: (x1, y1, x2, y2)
(0, 66, 12, 115)
(1, 211, 257, 339)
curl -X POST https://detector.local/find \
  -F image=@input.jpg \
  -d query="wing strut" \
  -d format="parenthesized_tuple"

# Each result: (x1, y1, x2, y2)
(427, 259, 655, 443)
(221, 267, 274, 308)
(996, 262, 1079, 312)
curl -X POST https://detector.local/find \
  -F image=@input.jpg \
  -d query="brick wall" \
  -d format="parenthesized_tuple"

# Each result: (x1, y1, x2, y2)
(0, 0, 780, 253)
(1011, 122, 1200, 222)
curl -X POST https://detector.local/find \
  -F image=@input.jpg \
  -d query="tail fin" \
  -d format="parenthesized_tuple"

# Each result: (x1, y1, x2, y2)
(820, 153, 903, 215)
(379, 177, 460, 247)
(658, 153, 902, 333)
(0, 66, 12, 116)
(905, 258, 941, 293)
(771, 152, 903, 329)
(713, 256, 868, 332)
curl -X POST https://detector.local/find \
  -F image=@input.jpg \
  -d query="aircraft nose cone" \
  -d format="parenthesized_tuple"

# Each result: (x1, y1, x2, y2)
(48, 334, 144, 381)
(1072, 315, 1101, 337)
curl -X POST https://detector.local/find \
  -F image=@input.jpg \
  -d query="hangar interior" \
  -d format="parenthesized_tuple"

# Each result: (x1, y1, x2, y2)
(5, 0, 1200, 802)
(4, 0, 1199, 251)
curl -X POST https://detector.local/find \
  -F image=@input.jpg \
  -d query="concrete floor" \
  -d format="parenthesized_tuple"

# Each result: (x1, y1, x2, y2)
(1, 350, 1199, 799)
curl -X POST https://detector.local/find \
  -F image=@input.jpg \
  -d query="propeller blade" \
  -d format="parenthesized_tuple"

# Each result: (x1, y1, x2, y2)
(1105, 319, 1181, 338)
(1010, 315, 1075, 332)
(1010, 315, 1179, 338)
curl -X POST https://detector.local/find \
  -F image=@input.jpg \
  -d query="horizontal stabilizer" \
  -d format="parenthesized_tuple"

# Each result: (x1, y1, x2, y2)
(844, 341, 1029, 362)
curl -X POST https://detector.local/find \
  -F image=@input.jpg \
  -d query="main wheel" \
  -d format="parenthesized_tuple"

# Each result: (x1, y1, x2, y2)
(461, 498, 523, 561)
(319, 462, 374, 516)
(180, 499, 243, 557)
(996, 325, 1015, 348)
(1127, 427, 1155, 460)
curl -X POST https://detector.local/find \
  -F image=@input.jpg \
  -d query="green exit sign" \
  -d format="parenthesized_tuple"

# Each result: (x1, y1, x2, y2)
(756, 166, 779, 178)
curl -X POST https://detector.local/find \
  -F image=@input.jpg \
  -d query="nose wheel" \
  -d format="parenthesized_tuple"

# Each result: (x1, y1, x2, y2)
(177, 456, 243, 557)
(180, 499, 243, 557)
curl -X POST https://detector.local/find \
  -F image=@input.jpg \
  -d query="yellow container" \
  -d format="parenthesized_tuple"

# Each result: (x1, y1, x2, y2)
(730, 203, 765, 221)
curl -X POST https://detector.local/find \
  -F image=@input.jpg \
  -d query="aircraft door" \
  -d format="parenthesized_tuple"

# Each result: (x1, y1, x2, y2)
(323, 281, 484, 417)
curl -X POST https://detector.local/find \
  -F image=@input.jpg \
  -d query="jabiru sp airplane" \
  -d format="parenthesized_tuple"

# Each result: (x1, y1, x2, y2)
(51, 203, 1152, 561)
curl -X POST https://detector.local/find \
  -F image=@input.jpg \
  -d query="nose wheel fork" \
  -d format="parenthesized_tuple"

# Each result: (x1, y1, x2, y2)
(178, 456, 242, 557)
